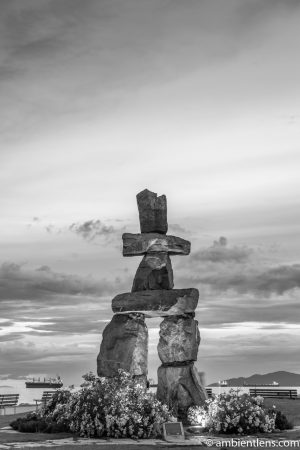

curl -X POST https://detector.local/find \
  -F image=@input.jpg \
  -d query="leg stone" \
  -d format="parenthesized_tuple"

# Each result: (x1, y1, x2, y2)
(158, 315, 200, 364)
(97, 313, 148, 378)
(157, 363, 207, 420)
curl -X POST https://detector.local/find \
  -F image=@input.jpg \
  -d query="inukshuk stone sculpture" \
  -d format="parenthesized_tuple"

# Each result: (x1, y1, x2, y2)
(97, 189, 207, 418)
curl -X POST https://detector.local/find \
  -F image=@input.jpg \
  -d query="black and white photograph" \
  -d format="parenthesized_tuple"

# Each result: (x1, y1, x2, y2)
(0, 1, 299, 448)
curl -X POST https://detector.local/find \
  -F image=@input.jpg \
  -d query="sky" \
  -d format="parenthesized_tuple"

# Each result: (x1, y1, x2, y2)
(1, 0, 300, 387)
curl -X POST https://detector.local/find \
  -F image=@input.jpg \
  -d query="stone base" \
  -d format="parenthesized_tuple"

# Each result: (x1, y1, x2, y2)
(157, 363, 207, 420)
(97, 313, 148, 377)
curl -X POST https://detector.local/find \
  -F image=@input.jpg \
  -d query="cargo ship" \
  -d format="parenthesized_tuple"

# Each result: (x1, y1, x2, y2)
(25, 376, 63, 389)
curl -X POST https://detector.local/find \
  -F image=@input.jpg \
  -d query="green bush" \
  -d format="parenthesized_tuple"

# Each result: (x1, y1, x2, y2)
(10, 412, 48, 433)
(269, 409, 294, 430)
(188, 389, 276, 435)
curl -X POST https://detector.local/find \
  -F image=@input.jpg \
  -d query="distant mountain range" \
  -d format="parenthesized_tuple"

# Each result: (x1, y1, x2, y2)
(209, 371, 300, 387)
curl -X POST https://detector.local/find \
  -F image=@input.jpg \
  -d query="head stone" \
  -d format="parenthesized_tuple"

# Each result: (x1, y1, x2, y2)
(136, 189, 168, 234)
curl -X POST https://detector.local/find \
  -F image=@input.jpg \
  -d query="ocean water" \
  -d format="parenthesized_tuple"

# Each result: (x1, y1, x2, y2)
(1, 380, 298, 405)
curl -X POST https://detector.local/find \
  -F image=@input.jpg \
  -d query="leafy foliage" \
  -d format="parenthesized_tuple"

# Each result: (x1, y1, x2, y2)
(269, 409, 294, 430)
(10, 411, 66, 433)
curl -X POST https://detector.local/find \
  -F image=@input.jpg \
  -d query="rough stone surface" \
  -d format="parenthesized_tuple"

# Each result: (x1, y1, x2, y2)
(112, 288, 199, 317)
(158, 316, 200, 364)
(97, 188, 205, 413)
(157, 363, 207, 419)
(137, 189, 167, 234)
(132, 253, 173, 291)
(122, 233, 190, 257)
(97, 313, 148, 377)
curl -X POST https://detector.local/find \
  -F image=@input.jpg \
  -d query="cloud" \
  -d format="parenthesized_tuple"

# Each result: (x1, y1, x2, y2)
(0, 261, 124, 302)
(196, 264, 300, 296)
(0, 261, 131, 343)
(0, 313, 108, 339)
(192, 237, 252, 263)
(238, 0, 300, 23)
(168, 223, 188, 234)
(171, 236, 300, 338)
(38, 218, 124, 243)
(14, 313, 111, 336)
(197, 324, 300, 382)
(194, 288, 300, 329)
(0, 333, 23, 343)
(45, 224, 57, 234)
(252, 265, 300, 294)
(0, 339, 98, 378)
(69, 219, 117, 241)
(36, 265, 51, 272)
(2, 0, 299, 145)
(176, 237, 300, 297)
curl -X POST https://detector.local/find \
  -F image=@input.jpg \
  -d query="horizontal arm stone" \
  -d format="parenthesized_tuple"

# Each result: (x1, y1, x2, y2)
(112, 288, 198, 317)
(122, 233, 191, 256)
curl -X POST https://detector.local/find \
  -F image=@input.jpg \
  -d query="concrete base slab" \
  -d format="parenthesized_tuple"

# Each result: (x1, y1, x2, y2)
(1, 426, 299, 448)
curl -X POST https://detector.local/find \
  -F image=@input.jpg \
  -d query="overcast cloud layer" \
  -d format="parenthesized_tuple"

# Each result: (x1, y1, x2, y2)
(1, 0, 300, 385)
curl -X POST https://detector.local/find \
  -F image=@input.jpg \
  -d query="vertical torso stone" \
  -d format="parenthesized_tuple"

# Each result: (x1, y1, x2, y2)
(137, 189, 168, 234)
(97, 313, 148, 378)
(132, 252, 174, 291)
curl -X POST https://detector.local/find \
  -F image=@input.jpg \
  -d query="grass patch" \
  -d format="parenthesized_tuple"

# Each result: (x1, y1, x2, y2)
(0, 412, 73, 445)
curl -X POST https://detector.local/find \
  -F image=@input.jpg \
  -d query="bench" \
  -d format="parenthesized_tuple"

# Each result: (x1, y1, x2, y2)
(0, 394, 19, 415)
(205, 388, 213, 398)
(0, 394, 19, 408)
(249, 388, 297, 399)
(34, 391, 56, 408)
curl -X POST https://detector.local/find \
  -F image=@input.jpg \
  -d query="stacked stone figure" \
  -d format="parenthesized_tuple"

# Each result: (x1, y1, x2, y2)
(97, 189, 207, 418)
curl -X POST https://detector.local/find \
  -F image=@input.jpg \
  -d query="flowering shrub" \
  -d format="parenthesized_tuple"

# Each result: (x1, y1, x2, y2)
(188, 389, 276, 435)
(40, 388, 73, 432)
(36, 370, 174, 439)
